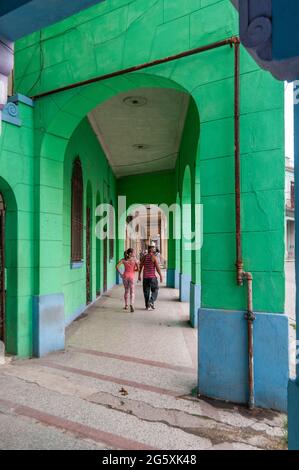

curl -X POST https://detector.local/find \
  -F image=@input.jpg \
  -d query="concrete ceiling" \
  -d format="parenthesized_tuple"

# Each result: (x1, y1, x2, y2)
(88, 88, 190, 178)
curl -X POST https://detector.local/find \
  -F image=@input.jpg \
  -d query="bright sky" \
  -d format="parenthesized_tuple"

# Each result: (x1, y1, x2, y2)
(285, 81, 294, 163)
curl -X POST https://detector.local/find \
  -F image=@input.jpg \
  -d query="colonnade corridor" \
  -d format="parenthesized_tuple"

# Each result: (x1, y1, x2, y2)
(0, 281, 286, 450)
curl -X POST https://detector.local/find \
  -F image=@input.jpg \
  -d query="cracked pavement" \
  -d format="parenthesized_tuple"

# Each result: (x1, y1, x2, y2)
(0, 283, 287, 450)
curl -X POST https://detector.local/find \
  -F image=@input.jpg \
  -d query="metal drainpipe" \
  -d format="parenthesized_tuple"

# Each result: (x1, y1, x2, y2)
(234, 39, 256, 410)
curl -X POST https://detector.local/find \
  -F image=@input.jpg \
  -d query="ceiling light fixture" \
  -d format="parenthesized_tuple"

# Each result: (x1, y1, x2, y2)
(123, 96, 148, 107)
(133, 144, 151, 150)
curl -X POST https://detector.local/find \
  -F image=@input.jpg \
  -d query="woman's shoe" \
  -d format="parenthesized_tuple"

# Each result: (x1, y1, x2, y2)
(130, 305, 135, 313)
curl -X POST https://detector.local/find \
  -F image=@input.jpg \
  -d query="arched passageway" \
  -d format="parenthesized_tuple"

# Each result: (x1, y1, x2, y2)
(0, 178, 18, 353)
(125, 204, 168, 268)
(86, 182, 93, 304)
(39, 74, 201, 334)
(0, 0, 289, 421)
(95, 191, 102, 296)
(174, 193, 181, 290)
(180, 166, 193, 302)
(0, 193, 5, 343)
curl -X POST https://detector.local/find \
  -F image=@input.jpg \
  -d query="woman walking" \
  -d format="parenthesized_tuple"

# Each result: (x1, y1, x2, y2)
(116, 249, 139, 312)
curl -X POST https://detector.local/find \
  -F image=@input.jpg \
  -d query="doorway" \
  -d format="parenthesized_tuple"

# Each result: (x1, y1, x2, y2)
(125, 205, 168, 268)
(0, 193, 5, 343)
(103, 235, 108, 293)
(86, 206, 92, 304)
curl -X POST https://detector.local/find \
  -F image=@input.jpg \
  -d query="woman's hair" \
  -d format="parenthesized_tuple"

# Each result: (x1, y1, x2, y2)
(124, 248, 134, 260)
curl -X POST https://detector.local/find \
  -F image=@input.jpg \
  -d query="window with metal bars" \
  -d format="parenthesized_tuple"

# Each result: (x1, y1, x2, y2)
(71, 158, 83, 262)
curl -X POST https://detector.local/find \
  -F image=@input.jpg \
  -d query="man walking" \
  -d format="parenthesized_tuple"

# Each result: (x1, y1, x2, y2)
(139, 241, 163, 311)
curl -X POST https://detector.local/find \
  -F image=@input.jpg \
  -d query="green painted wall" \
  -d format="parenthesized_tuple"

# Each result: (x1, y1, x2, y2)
(0, 102, 35, 356)
(118, 170, 175, 208)
(0, 0, 285, 356)
(181, 166, 192, 276)
(16, 0, 285, 316)
(63, 118, 117, 320)
(174, 98, 200, 283)
(14, 0, 240, 97)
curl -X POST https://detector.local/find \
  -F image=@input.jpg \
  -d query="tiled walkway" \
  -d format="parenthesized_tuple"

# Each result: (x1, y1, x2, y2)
(0, 284, 286, 450)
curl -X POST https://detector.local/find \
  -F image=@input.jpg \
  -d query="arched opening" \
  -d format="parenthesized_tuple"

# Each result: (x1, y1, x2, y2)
(0, 193, 5, 343)
(71, 158, 84, 263)
(180, 166, 193, 302)
(125, 205, 168, 269)
(109, 199, 115, 262)
(0, 178, 18, 353)
(40, 73, 201, 330)
(103, 197, 108, 294)
(86, 182, 93, 304)
(175, 193, 181, 289)
(96, 191, 102, 296)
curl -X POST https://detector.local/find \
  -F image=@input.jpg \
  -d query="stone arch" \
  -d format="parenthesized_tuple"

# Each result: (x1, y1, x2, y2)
(0, 176, 18, 354)
(180, 165, 193, 302)
(35, 71, 201, 326)
(86, 181, 93, 303)
(38, 73, 191, 157)
(95, 190, 102, 295)
(126, 203, 169, 264)
(174, 192, 181, 290)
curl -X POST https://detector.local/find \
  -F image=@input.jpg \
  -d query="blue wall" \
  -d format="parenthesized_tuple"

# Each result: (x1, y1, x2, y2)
(272, 0, 299, 61)
(0, 0, 104, 41)
(198, 309, 289, 412)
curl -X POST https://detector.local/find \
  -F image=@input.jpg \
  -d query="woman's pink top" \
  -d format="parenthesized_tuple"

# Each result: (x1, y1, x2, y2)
(122, 259, 137, 281)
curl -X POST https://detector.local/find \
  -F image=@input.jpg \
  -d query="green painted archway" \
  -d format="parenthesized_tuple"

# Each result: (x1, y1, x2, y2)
(0, 177, 18, 355)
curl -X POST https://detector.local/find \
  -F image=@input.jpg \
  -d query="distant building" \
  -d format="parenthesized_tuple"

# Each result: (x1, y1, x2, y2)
(286, 157, 295, 260)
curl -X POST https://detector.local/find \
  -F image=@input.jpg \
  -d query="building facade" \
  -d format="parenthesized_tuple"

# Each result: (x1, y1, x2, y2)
(0, 0, 288, 412)
(233, 0, 299, 448)
(285, 157, 295, 260)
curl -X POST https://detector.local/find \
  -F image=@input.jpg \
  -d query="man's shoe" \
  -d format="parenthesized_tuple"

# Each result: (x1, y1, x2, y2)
(150, 303, 155, 310)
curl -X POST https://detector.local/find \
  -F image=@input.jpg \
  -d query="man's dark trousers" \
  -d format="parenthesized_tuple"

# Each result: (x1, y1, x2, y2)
(143, 278, 159, 308)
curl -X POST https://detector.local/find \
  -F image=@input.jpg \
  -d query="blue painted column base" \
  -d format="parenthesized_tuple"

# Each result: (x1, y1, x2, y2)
(174, 270, 180, 290)
(33, 294, 65, 358)
(190, 282, 201, 328)
(180, 273, 192, 302)
(166, 269, 175, 288)
(288, 380, 299, 449)
(198, 308, 289, 412)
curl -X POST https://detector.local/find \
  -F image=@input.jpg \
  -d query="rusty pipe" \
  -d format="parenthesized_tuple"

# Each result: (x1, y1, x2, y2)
(233, 41, 255, 410)
(234, 40, 244, 286)
(31, 37, 240, 100)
